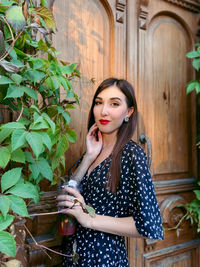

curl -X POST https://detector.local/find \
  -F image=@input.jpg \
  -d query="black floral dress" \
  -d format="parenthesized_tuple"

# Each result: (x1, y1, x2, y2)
(62, 141, 164, 266)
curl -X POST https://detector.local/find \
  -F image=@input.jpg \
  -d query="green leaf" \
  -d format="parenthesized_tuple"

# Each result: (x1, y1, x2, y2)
(11, 149, 25, 163)
(5, 84, 24, 99)
(1, 122, 25, 129)
(56, 134, 69, 157)
(7, 183, 39, 200)
(65, 104, 75, 110)
(67, 90, 74, 98)
(66, 129, 77, 143)
(45, 76, 60, 90)
(10, 58, 25, 68)
(0, 214, 14, 231)
(11, 129, 27, 151)
(41, 0, 48, 7)
(1, 168, 22, 193)
(30, 58, 46, 69)
(33, 7, 56, 31)
(6, 6, 26, 32)
(14, 47, 28, 59)
(48, 128, 60, 146)
(0, 75, 13, 84)
(66, 79, 72, 90)
(8, 195, 29, 217)
(0, 146, 11, 168)
(186, 51, 200, 58)
(186, 80, 200, 94)
(0, 195, 10, 218)
(30, 104, 40, 114)
(30, 157, 53, 181)
(26, 132, 43, 158)
(29, 120, 49, 130)
(1, 0, 16, 6)
(83, 204, 96, 217)
(60, 63, 77, 74)
(25, 39, 38, 48)
(29, 162, 40, 179)
(59, 76, 69, 91)
(192, 58, 200, 71)
(24, 69, 45, 83)
(0, 231, 16, 257)
(194, 190, 200, 200)
(38, 131, 52, 151)
(22, 86, 37, 101)
(11, 74, 22, 85)
(0, 30, 5, 58)
(57, 106, 71, 124)
(42, 112, 55, 133)
(0, 128, 13, 143)
(18, 117, 31, 126)
(24, 151, 34, 163)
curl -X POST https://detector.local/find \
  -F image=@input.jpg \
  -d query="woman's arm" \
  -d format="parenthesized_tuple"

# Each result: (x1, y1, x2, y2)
(88, 214, 141, 238)
(71, 124, 103, 183)
(57, 186, 141, 238)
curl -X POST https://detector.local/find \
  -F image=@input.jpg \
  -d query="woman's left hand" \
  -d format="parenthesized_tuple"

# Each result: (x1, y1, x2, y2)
(57, 186, 92, 228)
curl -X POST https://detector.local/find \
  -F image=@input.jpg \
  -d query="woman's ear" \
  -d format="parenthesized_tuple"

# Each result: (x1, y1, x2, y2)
(128, 107, 134, 117)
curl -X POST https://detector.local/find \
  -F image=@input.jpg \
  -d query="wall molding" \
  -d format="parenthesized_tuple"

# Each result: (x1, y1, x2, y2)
(163, 0, 200, 13)
(154, 178, 197, 195)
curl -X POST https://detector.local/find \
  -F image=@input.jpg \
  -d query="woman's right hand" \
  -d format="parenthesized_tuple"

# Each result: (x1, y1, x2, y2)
(85, 123, 102, 162)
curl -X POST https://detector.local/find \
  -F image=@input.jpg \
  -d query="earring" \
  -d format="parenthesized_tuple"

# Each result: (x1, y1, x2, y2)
(124, 117, 129, 122)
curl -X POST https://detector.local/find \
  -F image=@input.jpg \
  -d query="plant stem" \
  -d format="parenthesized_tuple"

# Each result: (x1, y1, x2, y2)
(16, 99, 24, 122)
(165, 212, 189, 231)
(0, 29, 24, 61)
(24, 223, 73, 258)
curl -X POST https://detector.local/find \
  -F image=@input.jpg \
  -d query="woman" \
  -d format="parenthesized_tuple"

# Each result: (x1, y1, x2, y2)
(57, 78, 164, 266)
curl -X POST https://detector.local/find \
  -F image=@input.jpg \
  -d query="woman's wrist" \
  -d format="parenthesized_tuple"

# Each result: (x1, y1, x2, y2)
(83, 153, 96, 165)
(84, 214, 95, 229)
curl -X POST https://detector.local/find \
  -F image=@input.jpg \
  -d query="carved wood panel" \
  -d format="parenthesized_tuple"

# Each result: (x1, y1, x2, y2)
(139, 13, 194, 180)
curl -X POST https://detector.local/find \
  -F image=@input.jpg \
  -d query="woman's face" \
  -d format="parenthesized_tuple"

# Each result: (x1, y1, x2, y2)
(93, 85, 133, 135)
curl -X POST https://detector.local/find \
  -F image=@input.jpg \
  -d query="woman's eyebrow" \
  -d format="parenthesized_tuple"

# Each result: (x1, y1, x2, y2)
(110, 97, 122, 101)
(95, 96, 122, 101)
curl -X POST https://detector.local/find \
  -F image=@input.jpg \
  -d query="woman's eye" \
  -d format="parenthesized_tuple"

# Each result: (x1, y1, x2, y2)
(111, 102, 120, 107)
(94, 101, 102, 105)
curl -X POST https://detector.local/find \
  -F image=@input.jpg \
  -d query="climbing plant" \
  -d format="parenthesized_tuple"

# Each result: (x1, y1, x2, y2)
(0, 0, 80, 258)
(182, 43, 200, 233)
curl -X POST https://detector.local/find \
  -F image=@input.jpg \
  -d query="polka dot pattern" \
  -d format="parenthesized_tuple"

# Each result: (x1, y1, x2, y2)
(62, 141, 163, 266)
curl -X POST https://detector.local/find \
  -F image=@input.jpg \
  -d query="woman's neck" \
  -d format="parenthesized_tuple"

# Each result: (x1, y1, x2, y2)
(102, 132, 117, 150)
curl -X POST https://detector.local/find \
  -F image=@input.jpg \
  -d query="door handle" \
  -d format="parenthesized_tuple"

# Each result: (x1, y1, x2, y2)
(139, 134, 152, 168)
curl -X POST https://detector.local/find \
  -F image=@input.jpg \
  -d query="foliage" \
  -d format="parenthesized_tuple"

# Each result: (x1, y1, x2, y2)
(184, 181, 200, 232)
(0, 0, 80, 258)
(185, 43, 200, 233)
(186, 43, 200, 94)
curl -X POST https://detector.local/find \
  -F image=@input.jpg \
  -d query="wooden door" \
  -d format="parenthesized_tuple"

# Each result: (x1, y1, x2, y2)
(25, 0, 200, 266)
(127, 0, 200, 266)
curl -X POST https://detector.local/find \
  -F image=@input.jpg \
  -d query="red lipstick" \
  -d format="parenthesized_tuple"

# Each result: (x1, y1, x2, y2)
(99, 119, 110, 125)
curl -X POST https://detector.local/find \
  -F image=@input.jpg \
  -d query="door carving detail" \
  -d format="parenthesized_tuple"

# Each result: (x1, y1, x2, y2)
(116, 0, 126, 23)
(139, 0, 149, 30)
(160, 195, 186, 228)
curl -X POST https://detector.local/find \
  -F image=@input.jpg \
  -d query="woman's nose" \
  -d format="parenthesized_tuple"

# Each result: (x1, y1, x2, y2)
(101, 104, 109, 115)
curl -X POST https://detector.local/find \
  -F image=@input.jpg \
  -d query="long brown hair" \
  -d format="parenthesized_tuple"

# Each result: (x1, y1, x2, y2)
(88, 78, 138, 193)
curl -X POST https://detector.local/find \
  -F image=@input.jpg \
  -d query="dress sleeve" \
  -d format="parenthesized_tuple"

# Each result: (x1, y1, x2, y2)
(127, 144, 164, 240)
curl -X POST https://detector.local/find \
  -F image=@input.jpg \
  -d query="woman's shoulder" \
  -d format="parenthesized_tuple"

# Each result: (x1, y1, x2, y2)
(123, 140, 145, 157)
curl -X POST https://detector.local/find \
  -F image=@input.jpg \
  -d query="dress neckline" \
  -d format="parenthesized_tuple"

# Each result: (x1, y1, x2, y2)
(87, 156, 111, 177)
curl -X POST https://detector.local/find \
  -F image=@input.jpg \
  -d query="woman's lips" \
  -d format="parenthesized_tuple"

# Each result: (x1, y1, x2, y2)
(99, 119, 110, 125)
